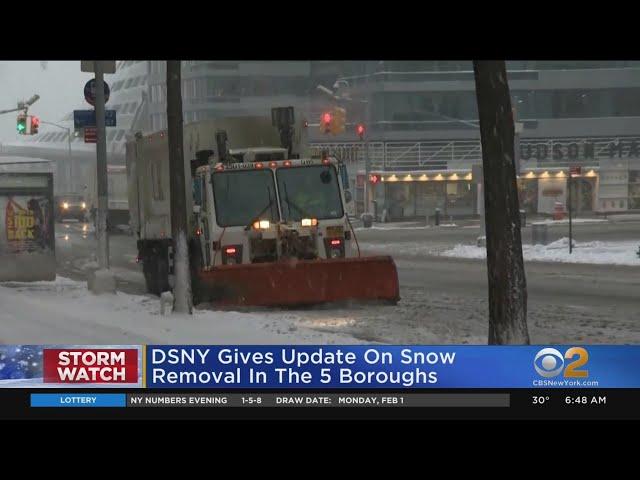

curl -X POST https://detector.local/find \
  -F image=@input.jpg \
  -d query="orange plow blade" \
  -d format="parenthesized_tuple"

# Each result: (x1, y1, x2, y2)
(194, 256, 400, 307)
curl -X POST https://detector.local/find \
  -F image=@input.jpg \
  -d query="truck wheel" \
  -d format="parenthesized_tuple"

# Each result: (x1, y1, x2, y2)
(156, 256, 170, 293)
(142, 248, 169, 296)
(142, 257, 160, 295)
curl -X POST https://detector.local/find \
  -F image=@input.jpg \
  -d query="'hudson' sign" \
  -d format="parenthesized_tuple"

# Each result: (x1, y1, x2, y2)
(521, 139, 640, 161)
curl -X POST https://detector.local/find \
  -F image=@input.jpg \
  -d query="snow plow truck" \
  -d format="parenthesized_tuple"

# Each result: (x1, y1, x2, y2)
(125, 107, 399, 308)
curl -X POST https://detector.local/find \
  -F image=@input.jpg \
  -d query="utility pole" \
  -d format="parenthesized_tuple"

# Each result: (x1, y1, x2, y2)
(166, 60, 192, 314)
(95, 62, 110, 271)
(473, 60, 529, 345)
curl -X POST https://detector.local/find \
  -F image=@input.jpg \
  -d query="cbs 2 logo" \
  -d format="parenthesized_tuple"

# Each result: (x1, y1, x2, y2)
(534, 347, 589, 378)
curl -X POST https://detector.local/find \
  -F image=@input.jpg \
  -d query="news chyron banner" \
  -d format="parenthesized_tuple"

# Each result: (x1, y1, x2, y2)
(2, 345, 640, 391)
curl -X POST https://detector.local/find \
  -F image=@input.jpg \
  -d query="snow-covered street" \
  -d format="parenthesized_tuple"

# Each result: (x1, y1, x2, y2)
(3, 219, 638, 346)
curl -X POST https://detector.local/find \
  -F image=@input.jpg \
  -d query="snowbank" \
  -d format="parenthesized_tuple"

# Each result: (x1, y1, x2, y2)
(0, 276, 363, 345)
(532, 218, 608, 225)
(441, 238, 640, 266)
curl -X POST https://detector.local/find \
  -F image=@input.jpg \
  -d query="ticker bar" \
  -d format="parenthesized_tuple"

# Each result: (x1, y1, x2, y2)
(127, 393, 510, 408)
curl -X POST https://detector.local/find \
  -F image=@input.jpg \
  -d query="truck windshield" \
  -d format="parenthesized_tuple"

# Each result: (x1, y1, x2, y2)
(212, 169, 278, 227)
(276, 165, 344, 221)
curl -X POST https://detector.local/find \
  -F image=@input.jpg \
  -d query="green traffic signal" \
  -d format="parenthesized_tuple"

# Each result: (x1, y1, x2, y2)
(17, 116, 27, 134)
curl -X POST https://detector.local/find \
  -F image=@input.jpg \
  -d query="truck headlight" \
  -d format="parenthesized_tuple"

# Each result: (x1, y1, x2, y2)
(81, 202, 86, 209)
(253, 220, 270, 230)
(62, 202, 69, 210)
(301, 218, 318, 227)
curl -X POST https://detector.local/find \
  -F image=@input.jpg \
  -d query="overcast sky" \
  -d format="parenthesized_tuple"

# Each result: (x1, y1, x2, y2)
(0, 61, 93, 143)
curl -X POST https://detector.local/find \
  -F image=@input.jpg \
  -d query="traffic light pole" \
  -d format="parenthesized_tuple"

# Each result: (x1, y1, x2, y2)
(94, 63, 110, 271)
(41, 121, 73, 192)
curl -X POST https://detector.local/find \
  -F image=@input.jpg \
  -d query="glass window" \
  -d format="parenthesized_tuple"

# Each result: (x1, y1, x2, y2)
(107, 129, 116, 141)
(212, 170, 278, 227)
(276, 165, 344, 221)
(192, 177, 203, 206)
(445, 181, 473, 216)
(415, 182, 446, 216)
(385, 183, 415, 218)
(116, 130, 125, 141)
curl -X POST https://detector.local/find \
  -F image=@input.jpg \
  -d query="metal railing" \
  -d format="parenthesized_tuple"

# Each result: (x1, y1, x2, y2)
(311, 136, 640, 171)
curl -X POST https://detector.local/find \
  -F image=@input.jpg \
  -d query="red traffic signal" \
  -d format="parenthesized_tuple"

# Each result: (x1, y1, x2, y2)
(369, 174, 381, 184)
(321, 112, 332, 133)
(356, 123, 366, 139)
(30, 116, 40, 135)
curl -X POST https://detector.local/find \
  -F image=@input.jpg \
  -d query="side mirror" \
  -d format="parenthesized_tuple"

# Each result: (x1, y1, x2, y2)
(344, 190, 353, 203)
(193, 205, 201, 214)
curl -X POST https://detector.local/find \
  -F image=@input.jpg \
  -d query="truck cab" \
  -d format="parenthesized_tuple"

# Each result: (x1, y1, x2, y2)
(191, 155, 354, 272)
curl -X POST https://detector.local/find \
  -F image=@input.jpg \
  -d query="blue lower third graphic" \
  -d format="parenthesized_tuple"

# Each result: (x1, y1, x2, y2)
(31, 394, 126, 408)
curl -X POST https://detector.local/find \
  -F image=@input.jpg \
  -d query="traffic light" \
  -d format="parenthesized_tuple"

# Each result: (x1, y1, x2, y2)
(30, 116, 40, 135)
(356, 123, 366, 140)
(17, 114, 27, 134)
(320, 111, 332, 134)
(331, 106, 346, 135)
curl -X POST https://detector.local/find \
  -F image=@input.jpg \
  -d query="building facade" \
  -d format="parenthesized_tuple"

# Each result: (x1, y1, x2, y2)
(4, 60, 640, 218)
(308, 61, 640, 218)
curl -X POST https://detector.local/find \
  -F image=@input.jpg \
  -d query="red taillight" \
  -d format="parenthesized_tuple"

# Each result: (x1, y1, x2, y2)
(330, 239, 342, 246)
(322, 112, 332, 125)
(255, 162, 264, 169)
(225, 247, 237, 254)
(283, 160, 292, 167)
(195, 228, 202, 236)
(269, 161, 278, 168)
(322, 158, 331, 165)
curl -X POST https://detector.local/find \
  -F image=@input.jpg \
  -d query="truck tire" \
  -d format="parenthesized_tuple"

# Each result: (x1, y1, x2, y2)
(142, 245, 170, 296)
(142, 257, 160, 295)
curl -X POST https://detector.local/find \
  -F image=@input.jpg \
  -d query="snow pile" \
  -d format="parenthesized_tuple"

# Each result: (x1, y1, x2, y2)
(533, 218, 608, 225)
(441, 238, 640, 266)
(356, 222, 458, 232)
(87, 268, 116, 294)
(0, 276, 362, 345)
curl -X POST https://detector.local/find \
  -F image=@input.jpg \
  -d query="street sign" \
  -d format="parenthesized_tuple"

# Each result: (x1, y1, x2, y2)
(80, 61, 116, 74)
(84, 79, 110, 106)
(570, 165, 582, 177)
(84, 127, 97, 144)
(73, 110, 116, 129)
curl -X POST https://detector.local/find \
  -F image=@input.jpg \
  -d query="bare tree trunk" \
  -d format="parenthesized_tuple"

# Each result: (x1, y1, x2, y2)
(473, 61, 529, 344)
(166, 60, 192, 314)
